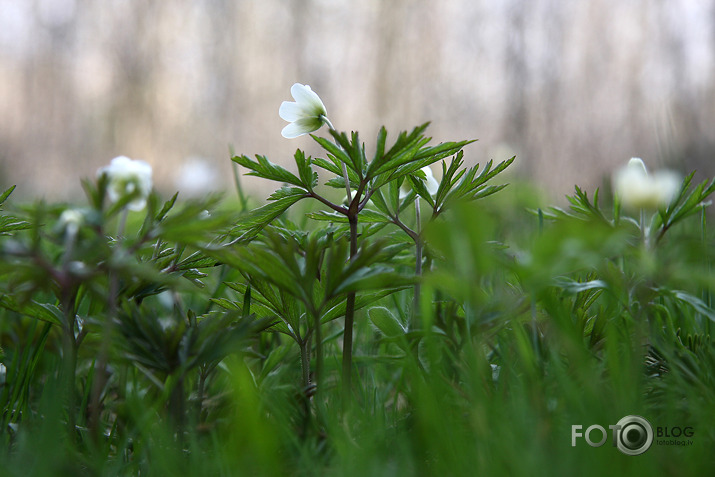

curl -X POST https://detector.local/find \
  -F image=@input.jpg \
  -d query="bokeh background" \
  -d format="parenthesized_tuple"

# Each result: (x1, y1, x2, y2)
(1, 0, 714, 202)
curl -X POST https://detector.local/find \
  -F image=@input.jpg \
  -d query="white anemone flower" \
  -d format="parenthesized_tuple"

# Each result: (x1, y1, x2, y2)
(399, 166, 440, 199)
(612, 158, 680, 211)
(279, 83, 329, 138)
(98, 156, 153, 211)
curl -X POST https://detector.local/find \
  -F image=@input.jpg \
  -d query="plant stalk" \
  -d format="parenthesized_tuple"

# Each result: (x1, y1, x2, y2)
(61, 323, 78, 438)
(299, 338, 312, 436)
(323, 118, 359, 404)
(412, 197, 423, 330)
(342, 214, 358, 403)
(89, 243, 120, 441)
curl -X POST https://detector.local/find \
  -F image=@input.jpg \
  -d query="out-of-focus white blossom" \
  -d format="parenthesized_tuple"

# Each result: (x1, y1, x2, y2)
(343, 190, 374, 208)
(613, 158, 680, 211)
(58, 208, 84, 235)
(175, 158, 219, 197)
(98, 156, 153, 211)
(279, 83, 329, 138)
(399, 166, 439, 199)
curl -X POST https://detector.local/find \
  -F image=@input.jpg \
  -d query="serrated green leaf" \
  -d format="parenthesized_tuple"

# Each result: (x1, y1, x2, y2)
(176, 252, 217, 270)
(407, 174, 436, 208)
(311, 156, 343, 176)
(209, 298, 242, 311)
(357, 209, 393, 223)
(312, 135, 354, 171)
(228, 189, 309, 243)
(268, 186, 308, 201)
(324, 176, 359, 191)
(366, 123, 431, 178)
(295, 150, 318, 191)
(0, 216, 32, 234)
(232, 154, 304, 188)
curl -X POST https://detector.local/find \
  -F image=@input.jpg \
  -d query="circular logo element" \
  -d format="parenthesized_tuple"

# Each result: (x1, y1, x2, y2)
(615, 415, 653, 456)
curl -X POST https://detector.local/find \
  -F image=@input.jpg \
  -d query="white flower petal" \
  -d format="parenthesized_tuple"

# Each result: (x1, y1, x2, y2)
(425, 174, 439, 196)
(281, 117, 323, 138)
(421, 166, 439, 196)
(281, 122, 305, 139)
(126, 197, 148, 212)
(290, 83, 327, 117)
(653, 171, 681, 205)
(628, 157, 648, 174)
(280, 120, 313, 139)
(279, 101, 308, 122)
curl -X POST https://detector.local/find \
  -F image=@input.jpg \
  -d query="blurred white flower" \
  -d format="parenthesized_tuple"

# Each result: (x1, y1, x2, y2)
(399, 166, 439, 199)
(342, 190, 374, 208)
(613, 158, 680, 210)
(98, 156, 153, 211)
(343, 190, 361, 205)
(491, 364, 500, 382)
(279, 83, 329, 138)
(175, 157, 219, 197)
(58, 208, 84, 235)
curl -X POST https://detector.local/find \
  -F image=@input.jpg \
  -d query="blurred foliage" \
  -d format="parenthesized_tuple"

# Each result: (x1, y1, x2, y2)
(1, 127, 715, 477)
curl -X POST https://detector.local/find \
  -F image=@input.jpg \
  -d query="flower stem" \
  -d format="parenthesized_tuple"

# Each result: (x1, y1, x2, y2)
(89, 214, 125, 441)
(342, 214, 358, 405)
(640, 209, 650, 250)
(313, 310, 323, 397)
(299, 337, 312, 436)
(60, 290, 78, 439)
(412, 197, 423, 330)
(117, 208, 129, 237)
(322, 117, 358, 404)
(300, 338, 311, 390)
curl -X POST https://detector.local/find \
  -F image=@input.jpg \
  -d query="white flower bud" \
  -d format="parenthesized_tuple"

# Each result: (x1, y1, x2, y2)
(58, 208, 84, 235)
(98, 156, 153, 211)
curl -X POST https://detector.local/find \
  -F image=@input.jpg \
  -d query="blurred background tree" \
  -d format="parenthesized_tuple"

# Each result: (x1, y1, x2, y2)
(0, 0, 713, 201)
